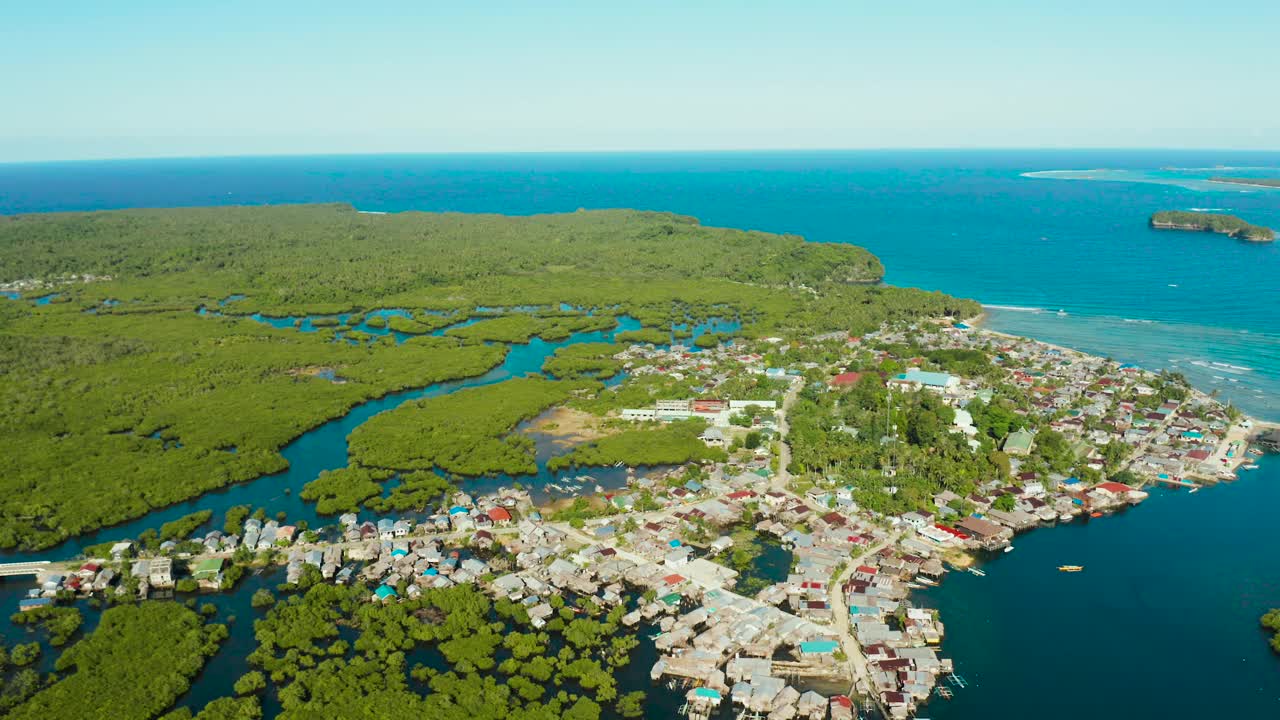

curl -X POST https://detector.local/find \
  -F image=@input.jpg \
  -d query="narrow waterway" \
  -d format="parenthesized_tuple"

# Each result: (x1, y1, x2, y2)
(7, 313, 650, 562)
(0, 310, 748, 716)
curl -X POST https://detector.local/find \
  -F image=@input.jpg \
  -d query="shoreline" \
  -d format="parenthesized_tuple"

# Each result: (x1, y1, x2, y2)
(969, 309, 1280, 427)
(5, 307, 1276, 719)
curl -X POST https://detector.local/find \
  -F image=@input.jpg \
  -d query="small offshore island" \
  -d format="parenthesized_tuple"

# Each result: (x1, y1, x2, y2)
(1149, 210, 1275, 242)
(1208, 176, 1280, 189)
(0, 204, 1276, 720)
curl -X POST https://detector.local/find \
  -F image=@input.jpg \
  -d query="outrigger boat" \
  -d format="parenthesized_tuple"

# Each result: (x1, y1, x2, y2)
(968, 568, 986, 577)
(1058, 565, 1084, 573)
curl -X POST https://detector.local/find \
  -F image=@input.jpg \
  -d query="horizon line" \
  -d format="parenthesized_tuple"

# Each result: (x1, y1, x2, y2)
(6, 146, 1280, 166)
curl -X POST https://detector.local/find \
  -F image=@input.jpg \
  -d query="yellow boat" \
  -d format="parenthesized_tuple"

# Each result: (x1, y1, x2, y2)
(1058, 565, 1084, 572)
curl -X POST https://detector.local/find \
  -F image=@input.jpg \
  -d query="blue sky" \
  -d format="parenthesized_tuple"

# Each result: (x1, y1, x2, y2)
(3, 0, 1279, 161)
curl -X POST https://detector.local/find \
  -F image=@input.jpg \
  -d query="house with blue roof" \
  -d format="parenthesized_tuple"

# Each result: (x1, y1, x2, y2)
(18, 598, 53, 612)
(692, 687, 722, 704)
(799, 640, 840, 656)
(781, 530, 813, 548)
(373, 585, 398, 602)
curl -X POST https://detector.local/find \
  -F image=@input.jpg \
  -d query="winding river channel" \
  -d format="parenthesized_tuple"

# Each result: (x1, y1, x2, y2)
(0, 307, 747, 716)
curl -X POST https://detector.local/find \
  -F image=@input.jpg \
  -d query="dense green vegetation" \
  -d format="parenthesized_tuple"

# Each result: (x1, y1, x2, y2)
(160, 510, 213, 541)
(0, 205, 882, 305)
(364, 471, 456, 514)
(787, 365, 1017, 514)
(614, 328, 669, 345)
(1262, 609, 1280, 653)
(223, 505, 251, 535)
(541, 343, 624, 380)
(231, 581, 646, 719)
(300, 466, 456, 515)
(547, 419, 726, 471)
(300, 467, 395, 515)
(0, 314, 505, 549)
(446, 314, 617, 343)
(782, 336, 1190, 513)
(387, 313, 453, 334)
(7, 602, 226, 720)
(161, 697, 261, 720)
(693, 333, 724, 348)
(446, 316, 545, 343)
(778, 333, 1049, 512)
(9, 642, 42, 667)
(1150, 210, 1275, 242)
(0, 205, 977, 549)
(0, 666, 41, 714)
(349, 377, 591, 475)
(9, 606, 84, 646)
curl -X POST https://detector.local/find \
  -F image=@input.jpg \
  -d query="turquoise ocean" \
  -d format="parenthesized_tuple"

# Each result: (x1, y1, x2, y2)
(1, 151, 1277, 716)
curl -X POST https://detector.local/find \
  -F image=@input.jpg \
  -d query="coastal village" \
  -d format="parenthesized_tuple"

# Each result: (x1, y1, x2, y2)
(10, 318, 1275, 719)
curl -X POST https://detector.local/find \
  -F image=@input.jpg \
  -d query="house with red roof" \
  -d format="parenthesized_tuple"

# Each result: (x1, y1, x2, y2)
(486, 507, 512, 526)
(829, 372, 863, 388)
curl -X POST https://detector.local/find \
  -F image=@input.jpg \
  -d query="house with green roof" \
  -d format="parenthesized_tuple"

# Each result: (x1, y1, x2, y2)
(192, 557, 223, 588)
(891, 369, 958, 392)
(1003, 428, 1035, 456)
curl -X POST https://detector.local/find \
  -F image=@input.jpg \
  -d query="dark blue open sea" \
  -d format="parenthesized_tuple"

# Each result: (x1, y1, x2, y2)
(2, 151, 1278, 717)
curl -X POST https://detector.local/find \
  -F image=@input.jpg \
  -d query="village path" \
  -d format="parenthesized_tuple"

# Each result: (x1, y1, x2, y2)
(827, 538, 892, 701)
(552, 523, 652, 568)
(773, 376, 803, 490)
